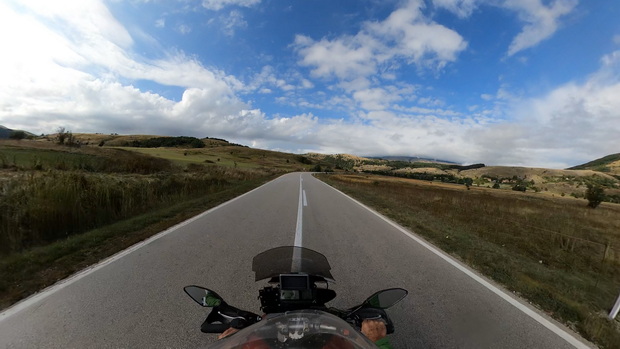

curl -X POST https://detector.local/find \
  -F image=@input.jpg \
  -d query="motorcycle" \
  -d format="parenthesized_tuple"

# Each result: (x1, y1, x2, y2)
(184, 246, 407, 348)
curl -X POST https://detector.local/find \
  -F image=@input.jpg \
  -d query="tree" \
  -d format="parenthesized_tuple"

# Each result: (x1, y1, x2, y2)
(464, 177, 473, 189)
(9, 130, 26, 140)
(56, 127, 67, 145)
(56, 127, 78, 146)
(585, 184, 605, 208)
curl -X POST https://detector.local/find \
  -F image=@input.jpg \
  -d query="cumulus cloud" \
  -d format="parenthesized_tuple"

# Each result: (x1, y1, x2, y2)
(433, 0, 578, 56)
(294, 0, 467, 85)
(293, 34, 379, 82)
(0, 1, 245, 133)
(467, 50, 620, 167)
(201, 0, 260, 11)
(366, 0, 468, 67)
(1, 0, 615, 169)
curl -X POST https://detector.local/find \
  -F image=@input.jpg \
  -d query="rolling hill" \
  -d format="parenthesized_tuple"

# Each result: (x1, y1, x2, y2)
(3, 131, 618, 201)
(0, 125, 14, 139)
(0, 125, 36, 139)
(568, 153, 620, 176)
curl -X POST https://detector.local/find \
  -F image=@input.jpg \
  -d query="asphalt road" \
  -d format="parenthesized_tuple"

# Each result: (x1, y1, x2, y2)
(0, 173, 593, 348)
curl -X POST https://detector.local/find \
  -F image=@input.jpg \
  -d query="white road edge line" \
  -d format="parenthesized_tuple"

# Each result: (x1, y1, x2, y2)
(314, 177, 592, 349)
(0, 174, 287, 321)
(303, 190, 308, 207)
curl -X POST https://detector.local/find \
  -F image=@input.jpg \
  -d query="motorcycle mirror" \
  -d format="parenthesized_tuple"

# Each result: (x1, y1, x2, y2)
(363, 288, 408, 309)
(183, 286, 224, 307)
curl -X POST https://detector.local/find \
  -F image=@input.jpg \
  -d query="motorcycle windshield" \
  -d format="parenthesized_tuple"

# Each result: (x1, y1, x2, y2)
(207, 310, 377, 349)
(252, 246, 334, 281)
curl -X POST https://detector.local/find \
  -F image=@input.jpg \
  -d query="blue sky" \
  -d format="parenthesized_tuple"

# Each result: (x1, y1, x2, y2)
(1, 0, 619, 168)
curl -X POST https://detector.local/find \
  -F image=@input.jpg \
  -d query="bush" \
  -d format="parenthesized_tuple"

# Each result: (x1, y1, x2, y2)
(585, 185, 604, 208)
(125, 136, 204, 148)
(297, 156, 313, 165)
(9, 131, 26, 140)
(56, 127, 67, 145)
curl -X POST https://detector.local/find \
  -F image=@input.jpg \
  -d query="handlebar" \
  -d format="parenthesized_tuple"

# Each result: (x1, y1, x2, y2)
(201, 321, 230, 334)
(201, 303, 262, 334)
(348, 307, 395, 334)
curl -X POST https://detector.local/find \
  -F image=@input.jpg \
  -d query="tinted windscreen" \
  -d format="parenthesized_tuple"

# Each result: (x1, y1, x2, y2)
(252, 246, 333, 281)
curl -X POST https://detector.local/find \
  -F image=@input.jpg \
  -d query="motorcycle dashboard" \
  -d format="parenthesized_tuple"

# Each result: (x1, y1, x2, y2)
(206, 310, 378, 349)
(280, 274, 309, 290)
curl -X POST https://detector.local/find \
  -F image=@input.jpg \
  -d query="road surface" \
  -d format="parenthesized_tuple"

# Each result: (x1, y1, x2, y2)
(0, 173, 592, 348)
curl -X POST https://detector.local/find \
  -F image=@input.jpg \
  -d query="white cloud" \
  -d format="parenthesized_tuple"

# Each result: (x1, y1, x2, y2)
(177, 23, 192, 34)
(354, 88, 400, 111)
(294, 0, 467, 85)
(293, 34, 379, 82)
(301, 79, 314, 89)
(201, 0, 260, 11)
(155, 18, 165, 28)
(248, 66, 313, 93)
(467, 50, 620, 167)
(433, 0, 478, 17)
(366, 0, 468, 68)
(221, 10, 247, 37)
(432, 0, 578, 56)
(504, 0, 578, 56)
(0, 1, 246, 133)
(1, 0, 615, 169)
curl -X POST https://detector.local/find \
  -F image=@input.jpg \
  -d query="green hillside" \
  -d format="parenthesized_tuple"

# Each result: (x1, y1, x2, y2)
(568, 153, 620, 173)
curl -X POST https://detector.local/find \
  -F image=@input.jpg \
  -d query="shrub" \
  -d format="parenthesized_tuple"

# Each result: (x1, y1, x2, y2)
(585, 185, 604, 208)
(56, 127, 67, 145)
(9, 131, 26, 140)
(125, 136, 204, 148)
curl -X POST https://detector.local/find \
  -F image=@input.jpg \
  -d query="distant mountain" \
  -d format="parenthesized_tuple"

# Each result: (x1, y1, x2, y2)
(0, 125, 35, 139)
(369, 156, 458, 165)
(568, 153, 620, 176)
(0, 125, 13, 139)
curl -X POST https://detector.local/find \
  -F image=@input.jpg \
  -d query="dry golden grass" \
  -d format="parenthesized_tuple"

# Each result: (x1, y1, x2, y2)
(607, 160, 620, 176)
(318, 173, 620, 348)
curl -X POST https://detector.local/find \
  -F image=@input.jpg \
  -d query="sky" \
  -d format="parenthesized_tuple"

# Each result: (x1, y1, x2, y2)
(0, 0, 619, 168)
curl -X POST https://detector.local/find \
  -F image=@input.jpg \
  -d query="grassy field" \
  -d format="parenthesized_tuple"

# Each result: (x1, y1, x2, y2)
(115, 145, 306, 170)
(0, 139, 293, 309)
(316, 173, 620, 348)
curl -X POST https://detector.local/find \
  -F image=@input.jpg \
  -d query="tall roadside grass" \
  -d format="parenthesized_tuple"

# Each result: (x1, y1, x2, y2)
(0, 166, 273, 255)
(0, 163, 281, 309)
(0, 170, 276, 309)
(317, 173, 620, 348)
